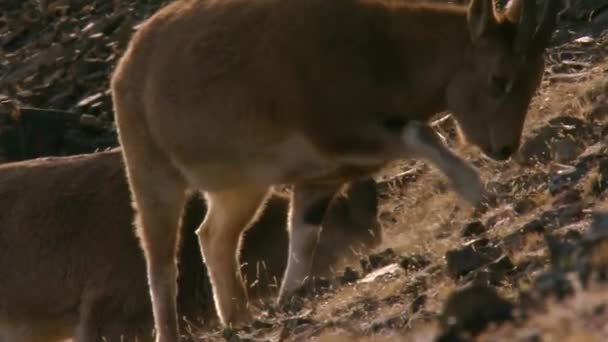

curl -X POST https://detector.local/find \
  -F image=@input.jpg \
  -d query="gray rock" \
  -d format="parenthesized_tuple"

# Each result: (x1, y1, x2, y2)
(551, 137, 582, 164)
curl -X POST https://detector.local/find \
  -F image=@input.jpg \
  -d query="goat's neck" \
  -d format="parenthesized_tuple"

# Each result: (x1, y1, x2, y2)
(386, 4, 471, 121)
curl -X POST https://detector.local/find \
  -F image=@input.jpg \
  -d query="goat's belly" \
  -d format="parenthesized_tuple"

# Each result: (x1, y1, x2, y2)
(178, 134, 351, 190)
(177, 134, 387, 190)
(180, 157, 337, 190)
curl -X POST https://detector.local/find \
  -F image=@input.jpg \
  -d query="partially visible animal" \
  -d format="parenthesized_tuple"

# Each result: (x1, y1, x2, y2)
(0, 148, 381, 342)
(111, 0, 558, 339)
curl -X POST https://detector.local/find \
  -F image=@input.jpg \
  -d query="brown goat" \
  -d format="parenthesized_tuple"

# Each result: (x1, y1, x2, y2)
(0, 149, 381, 342)
(111, 0, 558, 338)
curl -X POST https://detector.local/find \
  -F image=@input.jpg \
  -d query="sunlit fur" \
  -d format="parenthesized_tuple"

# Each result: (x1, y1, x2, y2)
(111, 0, 557, 340)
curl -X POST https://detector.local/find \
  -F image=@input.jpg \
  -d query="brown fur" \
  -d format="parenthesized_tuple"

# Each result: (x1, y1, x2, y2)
(0, 149, 381, 341)
(111, 0, 558, 338)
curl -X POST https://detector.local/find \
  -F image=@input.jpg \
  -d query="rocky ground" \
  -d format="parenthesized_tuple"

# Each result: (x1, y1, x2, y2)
(2, 0, 608, 341)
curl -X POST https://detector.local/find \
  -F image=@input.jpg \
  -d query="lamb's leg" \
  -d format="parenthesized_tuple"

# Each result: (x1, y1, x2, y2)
(197, 186, 269, 327)
(277, 183, 341, 304)
(401, 121, 485, 206)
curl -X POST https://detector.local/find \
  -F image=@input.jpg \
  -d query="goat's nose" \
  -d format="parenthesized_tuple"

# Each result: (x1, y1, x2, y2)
(490, 145, 515, 161)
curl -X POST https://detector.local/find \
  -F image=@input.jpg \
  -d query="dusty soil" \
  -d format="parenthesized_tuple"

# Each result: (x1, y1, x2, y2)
(2, 1, 608, 341)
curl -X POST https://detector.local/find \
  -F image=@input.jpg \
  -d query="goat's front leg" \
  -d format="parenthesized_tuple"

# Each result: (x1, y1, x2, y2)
(401, 121, 485, 206)
(277, 183, 341, 305)
(197, 185, 270, 327)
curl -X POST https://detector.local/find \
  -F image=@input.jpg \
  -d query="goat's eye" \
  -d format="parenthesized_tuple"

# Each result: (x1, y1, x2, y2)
(490, 75, 509, 95)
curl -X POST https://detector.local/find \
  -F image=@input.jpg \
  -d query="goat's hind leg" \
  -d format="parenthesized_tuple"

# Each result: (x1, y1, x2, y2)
(122, 160, 187, 342)
(197, 186, 269, 327)
(401, 121, 485, 205)
(117, 126, 187, 341)
(277, 183, 341, 305)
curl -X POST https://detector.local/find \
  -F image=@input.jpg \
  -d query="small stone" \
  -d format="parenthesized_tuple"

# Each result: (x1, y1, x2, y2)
(551, 137, 582, 164)
(465, 269, 495, 286)
(439, 284, 514, 337)
(466, 238, 503, 261)
(587, 101, 608, 122)
(539, 202, 584, 229)
(283, 317, 315, 335)
(513, 198, 536, 214)
(398, 254, 430, 271)
(590, 211, 608, 234)
(578, 211, 608, 287)
(516, 117, 589, 165)
(445, 246, 487, 278)
(461, 221, 486, 237)
(367, 313, 408, 333)
(564, 229, 583, 242)
(340, 267, 359, 284)
(466, 255, 514, 286)
(361, 248, 398, 272)
(577, 142, 607, 165)
(410, 295, 426, 313)
(549, 166, 587, 195)
(222, 327, 241, 342)
(573, 36, 594, 44)
(486, 181, 510, 194)
(358, 263, 404, 284)
(79, 113, 104, 131)
(533, 271, 574, 301)
(522, 220, 546, 234)
(251, 319, 273, 330)
(517, 257, 545, 277)
(515, 128, 553, 165)
(502, 220, 545, 253)
(593, 158, 608, 194)
(555, 203, 584, 227)
(488, 255, 515, 274)
(552, 189, 581, 206)
(545, 234, 578, 272)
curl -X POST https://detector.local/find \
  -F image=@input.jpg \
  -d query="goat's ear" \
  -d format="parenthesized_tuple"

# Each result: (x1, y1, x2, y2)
(532, 0, 559, 52)
(506, 0, 537, 53)
(467, 0, 497, 42)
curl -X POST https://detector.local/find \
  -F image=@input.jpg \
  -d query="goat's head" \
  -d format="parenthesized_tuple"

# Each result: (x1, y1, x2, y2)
(447, 0, 558, 161)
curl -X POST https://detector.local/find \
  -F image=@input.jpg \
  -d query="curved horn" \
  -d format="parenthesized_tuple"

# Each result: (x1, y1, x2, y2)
(533, 0, 559, 51)
(504, 0, 523, 23)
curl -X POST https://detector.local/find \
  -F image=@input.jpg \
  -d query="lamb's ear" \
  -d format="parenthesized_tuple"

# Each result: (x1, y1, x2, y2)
(467, 0, 497, 42)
